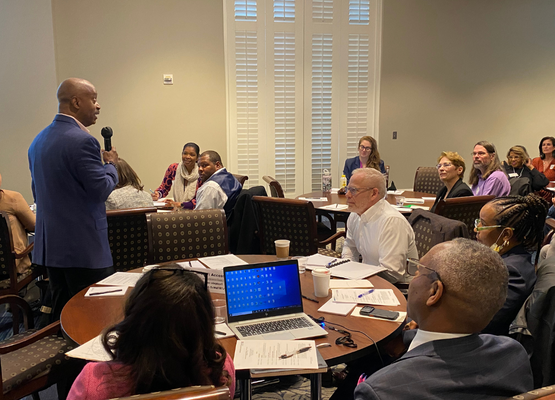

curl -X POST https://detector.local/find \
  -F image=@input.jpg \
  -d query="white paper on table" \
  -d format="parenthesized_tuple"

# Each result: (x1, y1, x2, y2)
(177, 260, 207, 269)
(197, 254, 248, 270)
(214, 323, 235, 339)
(332, 289, 400, 306)
(233, 340, 319, 370)
(297, 197, 328, 202)
(153, 201, 166, 207)
(329, 280, 373, 289)
(403, 198, 425, 204)
(96, 272, 143, 287)
(421, 197, 436, 201)
(351, 307, 407, 323)
(177, 262, 225, 294)
(305, 253, 338, 269)
(330, 188, 340, 194)
(329, 261, 387, 280)
(66, 335, 113, 362)
(394, 206, 412, 213)
(317, 204, 348, 211)
(387, 190, 405, 195)
(84, 286, 128, 297)
(317, 299, 357, 316)
(408, 205, 430, 210)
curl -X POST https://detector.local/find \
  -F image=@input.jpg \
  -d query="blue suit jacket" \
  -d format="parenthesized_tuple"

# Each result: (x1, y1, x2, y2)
(28, 114, 118, 269)
(355, 334, 532, 400)
(343, 156, 386, 183)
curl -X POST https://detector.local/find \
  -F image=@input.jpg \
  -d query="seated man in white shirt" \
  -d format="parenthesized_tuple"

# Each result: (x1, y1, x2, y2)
(195, 150, 242, 218)
(342, 168, 417, 283)
(354, 239, 533, 400)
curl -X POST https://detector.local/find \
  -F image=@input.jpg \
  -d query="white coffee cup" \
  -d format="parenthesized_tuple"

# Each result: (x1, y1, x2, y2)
(275, 239, 290, 259)
(312, 268, 331, 297)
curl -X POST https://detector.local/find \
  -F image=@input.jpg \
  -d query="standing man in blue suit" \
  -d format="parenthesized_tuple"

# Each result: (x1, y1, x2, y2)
(28, 78, 119, 321)
(354, 239, 533, 400)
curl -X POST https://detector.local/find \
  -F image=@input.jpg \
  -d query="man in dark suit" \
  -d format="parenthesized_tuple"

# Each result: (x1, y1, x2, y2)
(354, 239, 533, 400)
(28, 78, 119, 321)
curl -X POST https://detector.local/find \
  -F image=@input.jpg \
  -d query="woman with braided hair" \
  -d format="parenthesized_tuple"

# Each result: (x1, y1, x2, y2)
(475, 193, 548, 335)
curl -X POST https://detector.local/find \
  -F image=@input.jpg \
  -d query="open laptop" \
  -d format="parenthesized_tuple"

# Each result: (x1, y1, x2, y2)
(223, 260, 328, 340)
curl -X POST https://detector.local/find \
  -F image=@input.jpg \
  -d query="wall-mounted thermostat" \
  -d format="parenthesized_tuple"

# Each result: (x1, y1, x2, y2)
(163, 74, 173, 85)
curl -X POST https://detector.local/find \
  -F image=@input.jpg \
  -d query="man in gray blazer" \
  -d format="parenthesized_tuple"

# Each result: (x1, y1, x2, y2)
(354, 239, 533, 400)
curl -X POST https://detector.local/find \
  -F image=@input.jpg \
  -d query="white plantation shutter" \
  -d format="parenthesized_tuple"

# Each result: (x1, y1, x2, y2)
(225, 0, 381, 195)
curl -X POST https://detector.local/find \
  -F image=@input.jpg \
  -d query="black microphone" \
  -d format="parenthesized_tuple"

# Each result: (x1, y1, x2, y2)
(101, 127, 113, 151)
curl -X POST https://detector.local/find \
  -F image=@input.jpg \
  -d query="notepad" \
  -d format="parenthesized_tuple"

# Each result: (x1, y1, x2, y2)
(317, 299, 357, 316)
(329, 280, 374, 289)
(403, 198, 425, 204)
(318, 204, 349, 211)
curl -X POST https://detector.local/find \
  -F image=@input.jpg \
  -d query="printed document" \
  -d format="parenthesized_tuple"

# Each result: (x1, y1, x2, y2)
(332, 289, 400, 306)
(233, 340, 319, 370)
(96, 272, 143, 287)
(198, 254, 248, 270)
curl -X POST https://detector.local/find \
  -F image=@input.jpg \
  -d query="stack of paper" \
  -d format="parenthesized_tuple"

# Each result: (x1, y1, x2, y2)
(233, 340, 319, 370)
(197, 254, 247, 270)
(317, 298, 357, 316)
(96, 272, 143, 287)
(332, 289, 400, 306)
(305, 254, 387, 280)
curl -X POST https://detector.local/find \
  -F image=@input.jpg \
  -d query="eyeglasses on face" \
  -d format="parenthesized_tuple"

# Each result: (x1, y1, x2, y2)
(436, 162, 453, 169)
(345, 186, 375, 196)
(359, 145, 372, 152)
(406, 258, 442, 282)
(473, 219, 503, 232)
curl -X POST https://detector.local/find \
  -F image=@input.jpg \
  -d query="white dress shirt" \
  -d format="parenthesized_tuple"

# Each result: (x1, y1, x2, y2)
(407, 329, 471, 353)
(342, 198, 418, 283)
(195, 168, 228, 210)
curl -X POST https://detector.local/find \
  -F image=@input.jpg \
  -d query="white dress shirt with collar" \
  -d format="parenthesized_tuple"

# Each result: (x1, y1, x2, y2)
(342, 197, 418, 283)
(195, 168, 228, 210)
(407, 329, 471, 353)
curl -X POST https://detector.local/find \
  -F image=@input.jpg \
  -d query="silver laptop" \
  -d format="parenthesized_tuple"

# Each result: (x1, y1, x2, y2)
(223, 260, 328, 340)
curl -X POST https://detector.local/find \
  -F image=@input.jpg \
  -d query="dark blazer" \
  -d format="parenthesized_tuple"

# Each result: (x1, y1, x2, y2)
(430, 178, 473, 213)
(343, 156, 386, 183)
(483, 245, 536, 336)
(355, 334, 533, 400)
(28, 114, 118, 269)
(503, 162, 549, 192)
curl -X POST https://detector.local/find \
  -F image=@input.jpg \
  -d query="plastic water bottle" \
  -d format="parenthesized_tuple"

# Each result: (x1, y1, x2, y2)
(322, 169, 332, 192)
(340, 175, 347, 189)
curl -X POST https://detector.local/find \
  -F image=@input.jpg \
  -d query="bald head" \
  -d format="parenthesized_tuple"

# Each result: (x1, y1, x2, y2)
(57, 78, 100, 127)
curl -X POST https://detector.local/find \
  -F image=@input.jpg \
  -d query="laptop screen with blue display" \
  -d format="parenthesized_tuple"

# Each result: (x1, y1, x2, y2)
(223, 260, 303, 321)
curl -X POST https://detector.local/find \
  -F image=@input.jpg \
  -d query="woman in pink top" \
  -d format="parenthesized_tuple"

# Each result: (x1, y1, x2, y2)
(68, 266, 235, 400)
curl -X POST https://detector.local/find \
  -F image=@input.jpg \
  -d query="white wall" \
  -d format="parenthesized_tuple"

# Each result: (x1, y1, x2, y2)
(0, 0, 57, 201)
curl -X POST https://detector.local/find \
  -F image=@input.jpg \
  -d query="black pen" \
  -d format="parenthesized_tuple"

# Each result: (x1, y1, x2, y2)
(89, 289, 123, 296)
(302, 295, 319, 303)
(215, 330, 226, 336)
(280, 346, 312, 359)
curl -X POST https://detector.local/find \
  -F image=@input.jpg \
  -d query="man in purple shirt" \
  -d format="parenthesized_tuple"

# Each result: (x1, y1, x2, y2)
(468, 141, 510, 197)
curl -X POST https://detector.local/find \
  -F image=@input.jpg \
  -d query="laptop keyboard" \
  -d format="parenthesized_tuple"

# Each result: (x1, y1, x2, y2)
(237, 317, 313, 337)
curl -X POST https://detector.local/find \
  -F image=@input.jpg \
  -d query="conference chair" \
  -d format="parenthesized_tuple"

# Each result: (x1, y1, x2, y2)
(0, 295, 75, 400)
(262, 176, 285, 198)
(114, 386, 230, 400)
(433, 195, 495, 240)
(508, 386, 555, 399)
(253, 196, 345, 258)
(228, 186, 267, 254)
(407, 209, 469, 258)
(0, 211, 44, 297)
(107, 207, 157, 272)
(232, 173, 249, 187)
(510, 255, 555, 389)
(146, 209, 228, 264)
(413, 166, 444, 194)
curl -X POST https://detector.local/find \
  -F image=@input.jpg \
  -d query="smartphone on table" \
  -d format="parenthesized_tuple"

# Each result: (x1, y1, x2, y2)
(360, 306, 399, 320)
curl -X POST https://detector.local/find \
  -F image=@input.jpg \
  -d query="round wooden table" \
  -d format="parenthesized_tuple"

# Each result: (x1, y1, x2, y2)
(61, 255, 407, 399)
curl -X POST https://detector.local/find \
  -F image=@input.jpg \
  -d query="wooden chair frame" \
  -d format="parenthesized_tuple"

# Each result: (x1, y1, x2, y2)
(262, 176, 285, 198)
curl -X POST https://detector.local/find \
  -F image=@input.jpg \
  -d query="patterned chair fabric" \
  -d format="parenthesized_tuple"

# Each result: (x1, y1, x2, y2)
(413, 166, 445, 194)
(0, 295, 74, 400)
(408, 209, 469, 257)
(253, 196, 343, 257)
(147, 209, 229, 264)
(107, 207, 157, 272)
(434, 195, 495, 240)
(0, 211, 43, 296)
(111, 386, 230, 400)
(262, 176, 285, 198)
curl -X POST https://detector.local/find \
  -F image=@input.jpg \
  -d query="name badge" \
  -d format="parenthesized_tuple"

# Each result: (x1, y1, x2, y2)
(508, 173, 518, 178)
(550, 165, 554, 170)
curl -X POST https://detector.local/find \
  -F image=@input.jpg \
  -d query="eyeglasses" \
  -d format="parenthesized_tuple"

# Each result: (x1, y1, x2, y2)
(474, 219, 502, 232)
(148, 267, 208, 290)
(406, 258, 442, 282)
(359, 145, 372, 152)
(345, 186, 375, 196)
(436, 162, 453, 169)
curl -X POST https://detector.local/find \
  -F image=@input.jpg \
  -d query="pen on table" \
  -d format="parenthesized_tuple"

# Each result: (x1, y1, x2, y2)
(89, 289, 124, 296)
(335, 204, 338, 208)
(189, 261, 192, 268)
(326, 259, 337, 267)
(215, 330, 226, 336)
(302, 295, 319, 303)
(280, 345, 312, 359)
(357, 289, 374, 298)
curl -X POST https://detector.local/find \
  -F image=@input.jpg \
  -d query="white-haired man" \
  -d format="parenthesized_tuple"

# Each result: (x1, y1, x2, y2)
(355, 239, 533, 399)
(342, 168, 417, 283)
